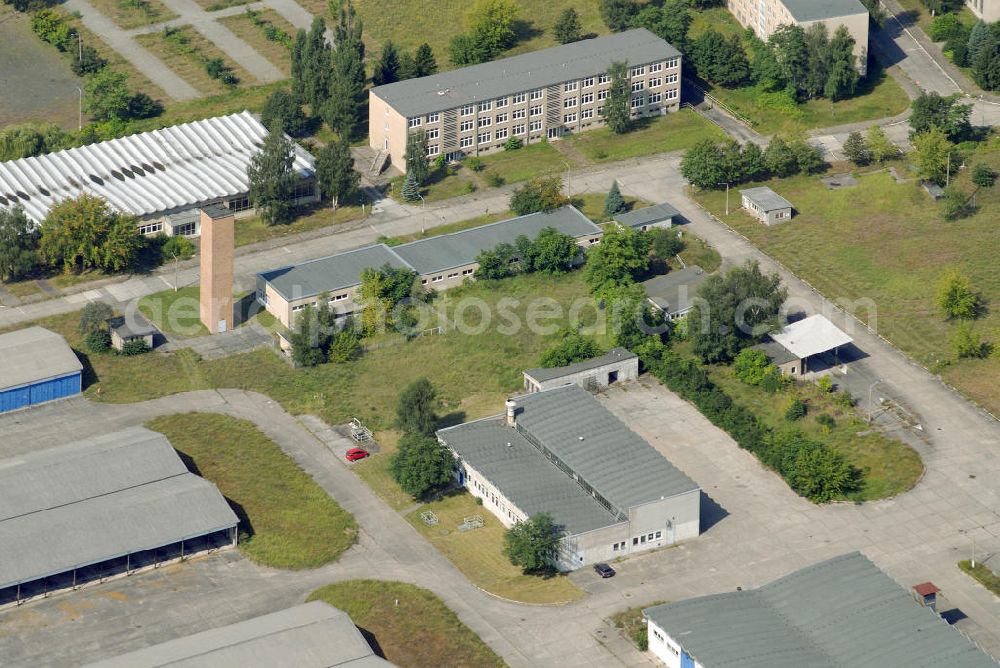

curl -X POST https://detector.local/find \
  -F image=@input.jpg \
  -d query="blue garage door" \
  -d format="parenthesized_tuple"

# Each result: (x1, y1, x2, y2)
(0, 386, 31, 413)
(28, 373, 81, 406)
(681, 650, 696, 668)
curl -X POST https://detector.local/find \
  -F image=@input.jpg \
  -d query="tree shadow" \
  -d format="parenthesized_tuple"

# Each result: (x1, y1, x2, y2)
(511, 20, 542, 47)
(436, 410, 468, 429)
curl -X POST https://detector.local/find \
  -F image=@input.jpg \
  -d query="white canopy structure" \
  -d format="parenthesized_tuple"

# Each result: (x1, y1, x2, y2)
(0, 111, 315, 225)
(771, 314, 853, 360)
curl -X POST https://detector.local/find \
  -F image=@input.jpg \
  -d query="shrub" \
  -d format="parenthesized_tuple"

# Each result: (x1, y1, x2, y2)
(79, 301, 114, 334)
(816, 375, 834, 393)
(85, 329, 112, 353)
(503, 136, 523, 151)
(834, 390, 855, 409)
(31, 10, 73, 52)
(953, 321, 989, 359)
(71, 45, 107, 76)
(463, 181, 477, 194)
(120, 339, 150, 355)
(816, 413, 836, 430)
(733, 348, 772, 386)
(761, 367, 787, 393)
(126, 92, 163, 120)
(539, 330, 602, 367)
(785, 397, 807, 421)
(465, 156, 484, 172)
(484, 171, 505, 187)
(160, 235, 195, 262)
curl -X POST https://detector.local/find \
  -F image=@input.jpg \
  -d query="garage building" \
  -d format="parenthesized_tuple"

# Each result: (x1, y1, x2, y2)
(0, 326, 82, 414)
(0, 427, 238, 607)
(522, 348, 638, 393)
(88, 601, 395, 667)
(644, 552, 996, 668)
(438, 384, 701, 570)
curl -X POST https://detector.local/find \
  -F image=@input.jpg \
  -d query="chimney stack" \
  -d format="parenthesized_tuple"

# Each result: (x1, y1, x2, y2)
(199, 204, 235, 334)
(505, 400, 517, 427)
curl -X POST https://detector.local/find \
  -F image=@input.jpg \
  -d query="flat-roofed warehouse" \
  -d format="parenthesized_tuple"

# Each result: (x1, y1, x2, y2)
(87, 601, 395, 668)
(0, 111, 318, 236)
(0, 326, 82, 414)
(0, 427, 238, 606)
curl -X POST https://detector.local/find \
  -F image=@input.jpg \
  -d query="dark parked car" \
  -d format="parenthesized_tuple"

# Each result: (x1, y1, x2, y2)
(594, 563, 616, 578)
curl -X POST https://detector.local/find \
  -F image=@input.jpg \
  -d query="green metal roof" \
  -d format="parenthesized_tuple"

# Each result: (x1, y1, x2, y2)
(524, 348, 636, 383)
(371, 29, 680, 118)
(783, 0, 868, 22)
(612, 202, 679, 229)
(438, 419, 622, 535)
(258, 244, 413, 302)
(392, 206, 599, 275)
(644, 552, 998, 667)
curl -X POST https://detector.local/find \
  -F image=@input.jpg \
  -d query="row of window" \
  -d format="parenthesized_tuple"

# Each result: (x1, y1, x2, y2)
(419, 268, 475, 283)
(291, 292, 350, 312)
(139, 220, 197, 236)
(407, 59, 681, 125)
(632, 530, 663, 546)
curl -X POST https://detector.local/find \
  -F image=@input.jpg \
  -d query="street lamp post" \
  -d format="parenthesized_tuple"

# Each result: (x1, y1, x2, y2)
(71, 30, 82, 63)
(417, 193, 426, 235)
(75, 86, 84, 131)
(718, 182, 730, 216)
(562, 161, 572, 197)
(867, 379, 883, 424)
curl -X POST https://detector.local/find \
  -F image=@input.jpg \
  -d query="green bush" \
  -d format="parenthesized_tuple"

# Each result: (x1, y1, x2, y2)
(484, 172, 505, 187)
(465, 156, 484, 172)
(120, 339, 150, 356)
(761, 367, 787, 393)
(503, 136, 523, 151)
(816, 375, 834, 393)
(834, 390, 855, 409)
(160, 235, 195, 262)
(79, 301, 114, 334)
(785, 397, 808, 421)
(85, 329, 112, 353)
(30, 9, 73, 51)
(463, 181, 477, 194)
(733, 348, 772, 386)
(816, 413, 836, 430)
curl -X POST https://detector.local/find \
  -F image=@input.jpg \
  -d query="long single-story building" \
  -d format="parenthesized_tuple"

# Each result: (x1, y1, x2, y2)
(613, 202, 679, 232)
(0, 326, 82, 414)
(437, 384, 701, 571)
(0, 427, 238, 607)
(523, 348, 638, 393)
(644, 552, 997, 667)
(87, 601, 395, 667)
(740, 186, 793, 225)
(0, 111, 318, 236)
(754, 313, 853, 375)
(256, 206, 603, 327)
(642, 266, 708, 320)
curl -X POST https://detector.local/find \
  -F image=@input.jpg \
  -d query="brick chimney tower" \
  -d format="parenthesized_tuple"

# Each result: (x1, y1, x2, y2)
(199, 205, 235, 334)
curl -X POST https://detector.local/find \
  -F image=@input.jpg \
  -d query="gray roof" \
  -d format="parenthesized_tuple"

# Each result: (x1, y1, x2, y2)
(514, 384, 698, 512)
(87, 601, 395, 668)
(258, 206, 601, 300)
(0, 326, 82, 391)
(740, 186, 793, 212)
(0, 427, 237, 589)
(612, 202, 679, 229)
(644, 552, 998, 668)
(371, 29, 681, 118)
(641, 266, 708, 315)
(524, 347, 637, 383)
(259, 244, 414, 302)
(108, 313, 157, 338)
(392, 206, 599, 274)
(438, 419, 622, 535)
(751, 339, 800, 366)
(783, 0, 868, 22)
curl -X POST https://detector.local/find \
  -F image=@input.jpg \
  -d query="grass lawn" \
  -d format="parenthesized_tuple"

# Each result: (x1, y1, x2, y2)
(139, 286, 209, 337)
(136, 27, 256, 96)
(564, 110, 728, 163)
(405, 492, 585, 604)
(1, 279, 43, 299)
(147, 413, 358, 568)
(690, 6, 744, 39)
(704, 359, 924, 501)
(234, 204, 365, 247)
(217, 9, 295, 75)
(675, 230, 722, 273)
(693, 153, 1000, 416)
(88, 0, 177, 29)
(308, 580, 506, 667)
(959, 560, 1000, 597)
(132, 82, 285, 131)
(609, 601, 665, 650)
(894, 0, 979, 34)
(196, 0, 252, 9)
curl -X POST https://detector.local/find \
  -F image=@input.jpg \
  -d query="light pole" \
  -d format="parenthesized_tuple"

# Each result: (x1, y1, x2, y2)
(171, 251, 179, 292)
(75, 86, 84, 131)
(867, 379, 883, 424)
(562, 161, 572, 197)
(417, 193, 426, 235)
(718, 182, 730, 216)
(71, 30, 82, 63)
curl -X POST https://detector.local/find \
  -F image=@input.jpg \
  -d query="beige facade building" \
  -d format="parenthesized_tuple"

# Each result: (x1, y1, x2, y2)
(256, 206, 603, 328)
(368, 29, 682, 172)
(725, 0, 869, 74)
(967, 0, 1000, 22)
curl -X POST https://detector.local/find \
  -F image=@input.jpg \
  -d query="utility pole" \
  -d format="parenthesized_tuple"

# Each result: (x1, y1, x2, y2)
(718, 182, 730, 215)
(75, 86, 83, 131)
(946, 152, 951, 187)
(172, 251, 179, 292)
(417, 193, 426, 235)
(867, 379, 882, 424)
(71, 30, 82, 63)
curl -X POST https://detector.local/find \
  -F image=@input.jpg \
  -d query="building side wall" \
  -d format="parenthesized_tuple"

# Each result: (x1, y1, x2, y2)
(557, 522, 630, 571)
(455, 459, 529, 527)
(648, 623, 703, 668)
(524, 357, 640, 392)
(967, 0, 1000, 22)
(378, 55, 682, 173)
(629, 489, 701, 549)
(800, 13, 869, 75)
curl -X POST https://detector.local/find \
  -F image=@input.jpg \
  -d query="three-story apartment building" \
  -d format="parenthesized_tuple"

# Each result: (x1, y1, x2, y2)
(368, 29, 682, 172)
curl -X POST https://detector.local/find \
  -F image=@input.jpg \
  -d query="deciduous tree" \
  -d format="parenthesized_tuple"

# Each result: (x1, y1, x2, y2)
(85, 69, 131, 121)
(465, 0, 518, 59)
(396, 377, 439, 436)
(0, 207, 38, 281)
(583, 225, 649, 293)
(912, 126, 952, 185)
(509, 176, 569, 215)
(261, 89, 309, 137)
(909, 91, 972, 141)
(937, 268, 981, 319)
(405, 130, 430, 184)
(389, 433, 455, 498)
(866, 125, 897, 162)
(601, 60, 632, 134)
(315, 139, 359, 209)
(825, 26, 859, 100)
(38, 194, 141, 273)
(599, 0, 638, 32)
(503, 513, 561, 572)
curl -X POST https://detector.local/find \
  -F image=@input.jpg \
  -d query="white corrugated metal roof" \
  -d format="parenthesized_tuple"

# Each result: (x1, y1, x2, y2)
(771, 314, 853, 360)
(0, 427, 238, 589)
(0, 111, 314, 224)
(87, 601, 396, 668)
(0, 326, 82, 391)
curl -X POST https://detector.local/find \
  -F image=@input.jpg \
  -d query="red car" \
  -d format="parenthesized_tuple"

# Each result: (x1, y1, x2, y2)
(345, 447, 369, 462)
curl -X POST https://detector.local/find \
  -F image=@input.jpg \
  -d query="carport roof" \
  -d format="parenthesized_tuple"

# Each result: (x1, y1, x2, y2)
(644, 552, 997, 668)
(0, 326, 82, 391)
(0, 427, 237, 589)
(87, 601, 395, 668)
(771, 314, 853, 360)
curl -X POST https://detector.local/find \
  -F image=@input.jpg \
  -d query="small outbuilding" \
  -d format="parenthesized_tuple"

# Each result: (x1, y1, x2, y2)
(108, 314, 158, 351)
(523, 348, 639, 393)
(0, 326, 82, 414)
(613, 202, 680, 231)
(740, 186, 793, 225)
(642, 266, 708, 320)
(756, 314, 853, 375)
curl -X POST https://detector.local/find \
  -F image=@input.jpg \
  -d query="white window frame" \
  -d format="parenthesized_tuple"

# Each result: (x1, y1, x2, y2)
(496, 96, 508, 107)
(460, 136, 474, 148)
(495, 112, 508, 123)
(598, 73, 610, 84)
(667, 57, 679, 69)
(512, 123, 526, 135)
(513, 92, 526, 104)
(583, 76, 595, 87)
(630, 65, 645, 77)
(426, 128, 440, 140)
(460, 119, 474, 132)
(461, 104, 475, 116)
(479, 101, 492, 112)
(650, 62, 663, 73)
(530, 88, 543, 100)
(426, 112, 439, 123)
(631, 81, 644, 92)
(408, 117, 421, 128)
(477, 131, 491, 144)
(479, 117, 492, 127)
(427, 144, 440, 156)
(581, 108, 594, 119)
(649, 77, 662, 88)
(530, 105, 543, 117)
(666, 88, 678, 100)
(529, 119, 542, 132)
(496, 127, 509, 139)
(563, 113, 577, 123)
(563, 81, 578, 92)
(581, 92, 593, 104)
(563, 97, 577, 108)
(597, 89, 608, 101)
(139, 221, 163, 235)
(512, 108, 526, 119)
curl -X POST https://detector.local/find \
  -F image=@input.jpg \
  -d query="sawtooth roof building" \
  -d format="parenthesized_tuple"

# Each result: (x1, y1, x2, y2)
(256, 206, 602, 328)
(644, 552, 998, 668)
(437, 384, 701, 571)
(0, 427, 238, 607)
(368, 29, 682, 172)
(0, 111, 318, 237)
(88, 601, 395, 668)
